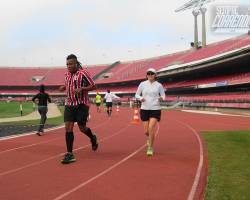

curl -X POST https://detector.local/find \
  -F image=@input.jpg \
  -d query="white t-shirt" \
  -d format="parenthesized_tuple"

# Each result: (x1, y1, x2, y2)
(104, 92, 120, 103)
(135, 80, 165, 110)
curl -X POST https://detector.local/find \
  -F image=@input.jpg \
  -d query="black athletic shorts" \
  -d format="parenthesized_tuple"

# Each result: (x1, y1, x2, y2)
(106, 102, 112, 108)
(64, 104, 89, 124)
(140, 109, 161, 122)
(96, 102, 101, 107)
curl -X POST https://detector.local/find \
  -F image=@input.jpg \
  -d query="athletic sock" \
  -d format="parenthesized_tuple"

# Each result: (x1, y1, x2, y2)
(83, 127, 94, 140)
(65, 132, 74, 153)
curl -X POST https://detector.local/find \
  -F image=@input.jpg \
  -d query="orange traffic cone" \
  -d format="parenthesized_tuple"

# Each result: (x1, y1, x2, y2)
(131, 108, 140, 124)
(116, 105, 120, 112)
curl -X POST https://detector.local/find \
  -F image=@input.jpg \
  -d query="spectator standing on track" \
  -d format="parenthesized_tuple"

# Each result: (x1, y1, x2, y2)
(59, 54, 98, 164)
(95, 92, 102, 113)
(135, 68, 165, 156)
(103, 89, 120, 117)
(32, 84, 52, 136)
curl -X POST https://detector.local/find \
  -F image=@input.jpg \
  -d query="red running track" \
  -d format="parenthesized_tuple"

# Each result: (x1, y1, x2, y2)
(0, 108, 250, 200)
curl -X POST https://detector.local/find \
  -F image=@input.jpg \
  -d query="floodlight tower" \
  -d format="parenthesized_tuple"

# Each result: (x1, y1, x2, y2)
(175, 0, 214, 49)
(192, 9, 200, 49)
(200, 7, 207, 47)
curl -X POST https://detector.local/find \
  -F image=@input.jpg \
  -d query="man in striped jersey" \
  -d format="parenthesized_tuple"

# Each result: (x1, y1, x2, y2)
(59, 54, 98, 164)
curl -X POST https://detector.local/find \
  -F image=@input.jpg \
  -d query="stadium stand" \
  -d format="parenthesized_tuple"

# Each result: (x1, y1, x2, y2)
(1, 34, 250, 109)
(166, 93, 250, 102)
(94, 52, 186, 83)
(178, 35, 250, 64)
(165, 72, 250, 89)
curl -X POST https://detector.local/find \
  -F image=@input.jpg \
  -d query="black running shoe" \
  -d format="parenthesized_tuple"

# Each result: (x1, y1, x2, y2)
(61, 153, 76, 164)
(36, 132, 42, 136)
(91, 134, 98, 151)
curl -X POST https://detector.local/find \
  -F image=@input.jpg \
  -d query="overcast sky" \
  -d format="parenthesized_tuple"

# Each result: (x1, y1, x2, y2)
(0, 0, 248, 67)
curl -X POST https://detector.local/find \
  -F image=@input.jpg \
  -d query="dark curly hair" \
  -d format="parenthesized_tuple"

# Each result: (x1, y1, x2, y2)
(66, 54, 82, 69)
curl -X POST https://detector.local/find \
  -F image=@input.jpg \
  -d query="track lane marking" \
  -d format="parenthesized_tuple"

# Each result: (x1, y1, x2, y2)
(175, 120, 204, 200)
(53, 123, 160, 200)
(0, 124, 131, 177)
(0, 119, 110, 154)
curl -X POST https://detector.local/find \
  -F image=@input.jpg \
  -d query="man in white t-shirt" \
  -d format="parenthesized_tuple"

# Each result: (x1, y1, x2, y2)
(104, 89, 120, 117)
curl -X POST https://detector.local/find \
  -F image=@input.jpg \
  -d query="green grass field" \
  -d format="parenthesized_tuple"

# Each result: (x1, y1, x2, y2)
(0, 101, 34, 118)
(0, 105, 64, 126)
(203, 131, 250, 200)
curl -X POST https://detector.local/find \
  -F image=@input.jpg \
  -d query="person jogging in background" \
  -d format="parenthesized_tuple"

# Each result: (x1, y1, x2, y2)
(59, 54, 98, 164)
(95, 92, 102, 113)
(135, 68, 165, 156)
(103, 89, 120, 117)
(32, 84, 52, 136)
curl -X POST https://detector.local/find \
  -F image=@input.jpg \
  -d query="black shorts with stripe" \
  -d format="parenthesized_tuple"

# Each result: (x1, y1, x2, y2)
(140, 109, 161, 122)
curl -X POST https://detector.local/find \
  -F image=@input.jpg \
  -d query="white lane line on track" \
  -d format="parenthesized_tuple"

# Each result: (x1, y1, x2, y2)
(0, 137, 61, 155)
(0, 124, 131, 177)
(181, 109, 250, 118)
(175, 120, 204, 200)
(53, 123, 160, 200)
(0, 119, 110, 154)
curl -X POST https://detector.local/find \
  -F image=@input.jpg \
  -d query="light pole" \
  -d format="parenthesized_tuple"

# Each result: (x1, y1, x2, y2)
(175, 0, 213, 49)
(201, 7, 207, 47)
(192, 9, 200, 49)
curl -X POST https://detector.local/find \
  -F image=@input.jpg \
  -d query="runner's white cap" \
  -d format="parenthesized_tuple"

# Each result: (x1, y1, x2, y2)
(146, 68, 156, 74)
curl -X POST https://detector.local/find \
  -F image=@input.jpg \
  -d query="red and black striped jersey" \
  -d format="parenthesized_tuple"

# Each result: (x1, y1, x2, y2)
(64, 69, 95, 106)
